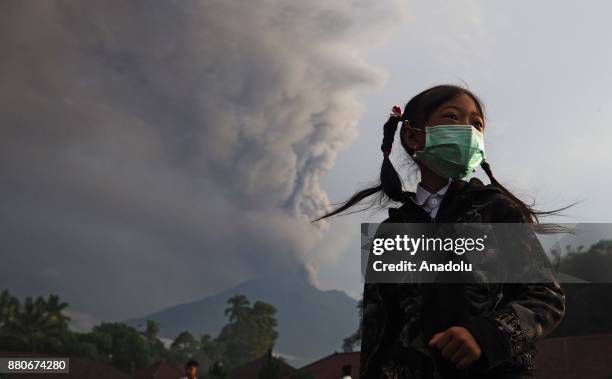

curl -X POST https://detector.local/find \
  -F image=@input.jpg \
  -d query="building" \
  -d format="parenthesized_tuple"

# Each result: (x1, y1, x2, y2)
(227, 350, 296, 379)
(536, 334, 612, 379)
(204, 334, 612, 379)
(133, 361, 183, 379)
(282, 352, 359, 379)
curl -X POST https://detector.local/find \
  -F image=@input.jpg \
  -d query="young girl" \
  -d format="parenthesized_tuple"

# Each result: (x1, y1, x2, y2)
(316, 85, 566, 378)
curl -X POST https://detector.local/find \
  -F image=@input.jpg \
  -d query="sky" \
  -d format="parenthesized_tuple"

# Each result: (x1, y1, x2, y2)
(315, 0, 612, 296)
(2, 0, 612, 331)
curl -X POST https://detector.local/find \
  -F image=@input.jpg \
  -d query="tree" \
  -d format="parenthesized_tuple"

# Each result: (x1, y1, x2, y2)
(551, 239, 612, 336)
(559, 240, 612, 282)
(0, 290, 19, 328)
(85, 322, 157, 372)
(249, 302, 278, 355)
(45, 294, 70, 328)
(225, 295, 250, 322)
(0, 291, 179, 374)
(217, 296, 278, 368)
(0, 293, 70, 352)
(143, 319, 160, 340)
(0, 290, 283, 375)
(207, 361, 227, 379)
(171, 330, 199, 358)
(199, 334, 225, 369)
(342, 299, 363, 352)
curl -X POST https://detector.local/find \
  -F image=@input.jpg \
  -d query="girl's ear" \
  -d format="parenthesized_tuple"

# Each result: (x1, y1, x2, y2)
(400, 122, 422, 152)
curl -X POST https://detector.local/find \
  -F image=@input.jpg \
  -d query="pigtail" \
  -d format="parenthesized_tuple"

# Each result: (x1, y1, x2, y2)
(381, 106, 402, 157)
(480, 160, 575, 232)
(380, 108, 411, 203)
(480, 159, 535, 221)
(312, 107, 409, 222)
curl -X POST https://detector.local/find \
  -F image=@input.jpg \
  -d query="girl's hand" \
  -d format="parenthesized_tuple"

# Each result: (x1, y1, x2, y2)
(428, 326, 482, 369)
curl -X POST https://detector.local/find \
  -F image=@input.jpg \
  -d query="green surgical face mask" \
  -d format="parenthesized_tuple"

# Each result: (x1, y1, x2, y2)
(413, 124, 485, 179)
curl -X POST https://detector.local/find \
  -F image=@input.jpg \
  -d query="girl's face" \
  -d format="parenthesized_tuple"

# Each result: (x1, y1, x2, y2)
(401, 93, 485, 152)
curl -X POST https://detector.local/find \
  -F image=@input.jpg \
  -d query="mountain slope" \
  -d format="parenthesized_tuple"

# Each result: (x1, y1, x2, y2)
(126, 277, 360, 365)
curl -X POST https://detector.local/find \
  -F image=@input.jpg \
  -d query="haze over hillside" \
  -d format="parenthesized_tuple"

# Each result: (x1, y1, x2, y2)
(126, 276, 360, 366)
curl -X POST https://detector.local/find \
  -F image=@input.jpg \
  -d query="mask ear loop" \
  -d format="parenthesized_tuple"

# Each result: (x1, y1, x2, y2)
(401, 119, 425, 158)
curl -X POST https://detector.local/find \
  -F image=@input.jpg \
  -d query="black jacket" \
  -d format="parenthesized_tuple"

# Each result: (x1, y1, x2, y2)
(360, 178, 566, 379)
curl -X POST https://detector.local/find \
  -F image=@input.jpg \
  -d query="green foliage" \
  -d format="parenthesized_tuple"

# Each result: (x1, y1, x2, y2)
(224, 294, 250, 322)
(199, 334, 225, 367)
(83, 322, 162, 371)
(0, 291, 70, 352)
(143, 319, 160, 340)
(217, 296, 278, 368)
(552, 242, 612, 337)
(207, 361, 227, 379)
(342, 299, 362, 352)
(0, 290, 279, 375)
(0, 291, 173, 373)
(558, 240, 612, 282)
(0, 289, 19, 326)
(171, 330, 199, 356)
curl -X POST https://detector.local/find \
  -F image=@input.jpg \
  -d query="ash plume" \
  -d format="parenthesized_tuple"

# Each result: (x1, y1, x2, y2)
(0, 0, 401, 319)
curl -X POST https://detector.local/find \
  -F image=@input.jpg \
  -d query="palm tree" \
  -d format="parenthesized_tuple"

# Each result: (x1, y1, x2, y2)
(1, 294, 70, 352)
(225, 295, 250, 323)
(45, 294, 70, 328)
(0, 290, 19, 327)
(144, 320, 160, 340)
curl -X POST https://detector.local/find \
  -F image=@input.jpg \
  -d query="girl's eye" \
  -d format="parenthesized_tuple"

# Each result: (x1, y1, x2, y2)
(472, 121, 483, 128)
(444, 113, 458, 120)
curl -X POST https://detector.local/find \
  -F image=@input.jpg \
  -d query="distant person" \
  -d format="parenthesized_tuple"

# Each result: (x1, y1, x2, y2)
(179, 360, 199, 379)
(208, 361, 226, 377)
(341, 364, 352, 379)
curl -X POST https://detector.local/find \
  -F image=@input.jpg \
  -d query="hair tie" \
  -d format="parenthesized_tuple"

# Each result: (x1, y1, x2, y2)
(390, 105, 402, 118)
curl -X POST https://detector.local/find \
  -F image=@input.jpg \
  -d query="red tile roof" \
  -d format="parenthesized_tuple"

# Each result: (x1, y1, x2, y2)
(282, 352, 359, 379)
(284, 334, 612, 379)
(133, 361, 183, 379)
(228, 354, 296, 379)
(536, 334, 612, 379)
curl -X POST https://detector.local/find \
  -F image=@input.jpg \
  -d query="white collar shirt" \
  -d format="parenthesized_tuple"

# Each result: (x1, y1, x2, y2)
(413, 179, 452, 219)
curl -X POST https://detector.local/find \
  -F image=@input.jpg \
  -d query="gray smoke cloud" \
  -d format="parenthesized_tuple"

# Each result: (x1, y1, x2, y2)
(0, 0, 401, 322)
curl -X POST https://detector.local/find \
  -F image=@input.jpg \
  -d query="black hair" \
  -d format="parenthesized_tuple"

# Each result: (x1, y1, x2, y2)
(313, 84, 573, 227)
(186, 359, 199, 369)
